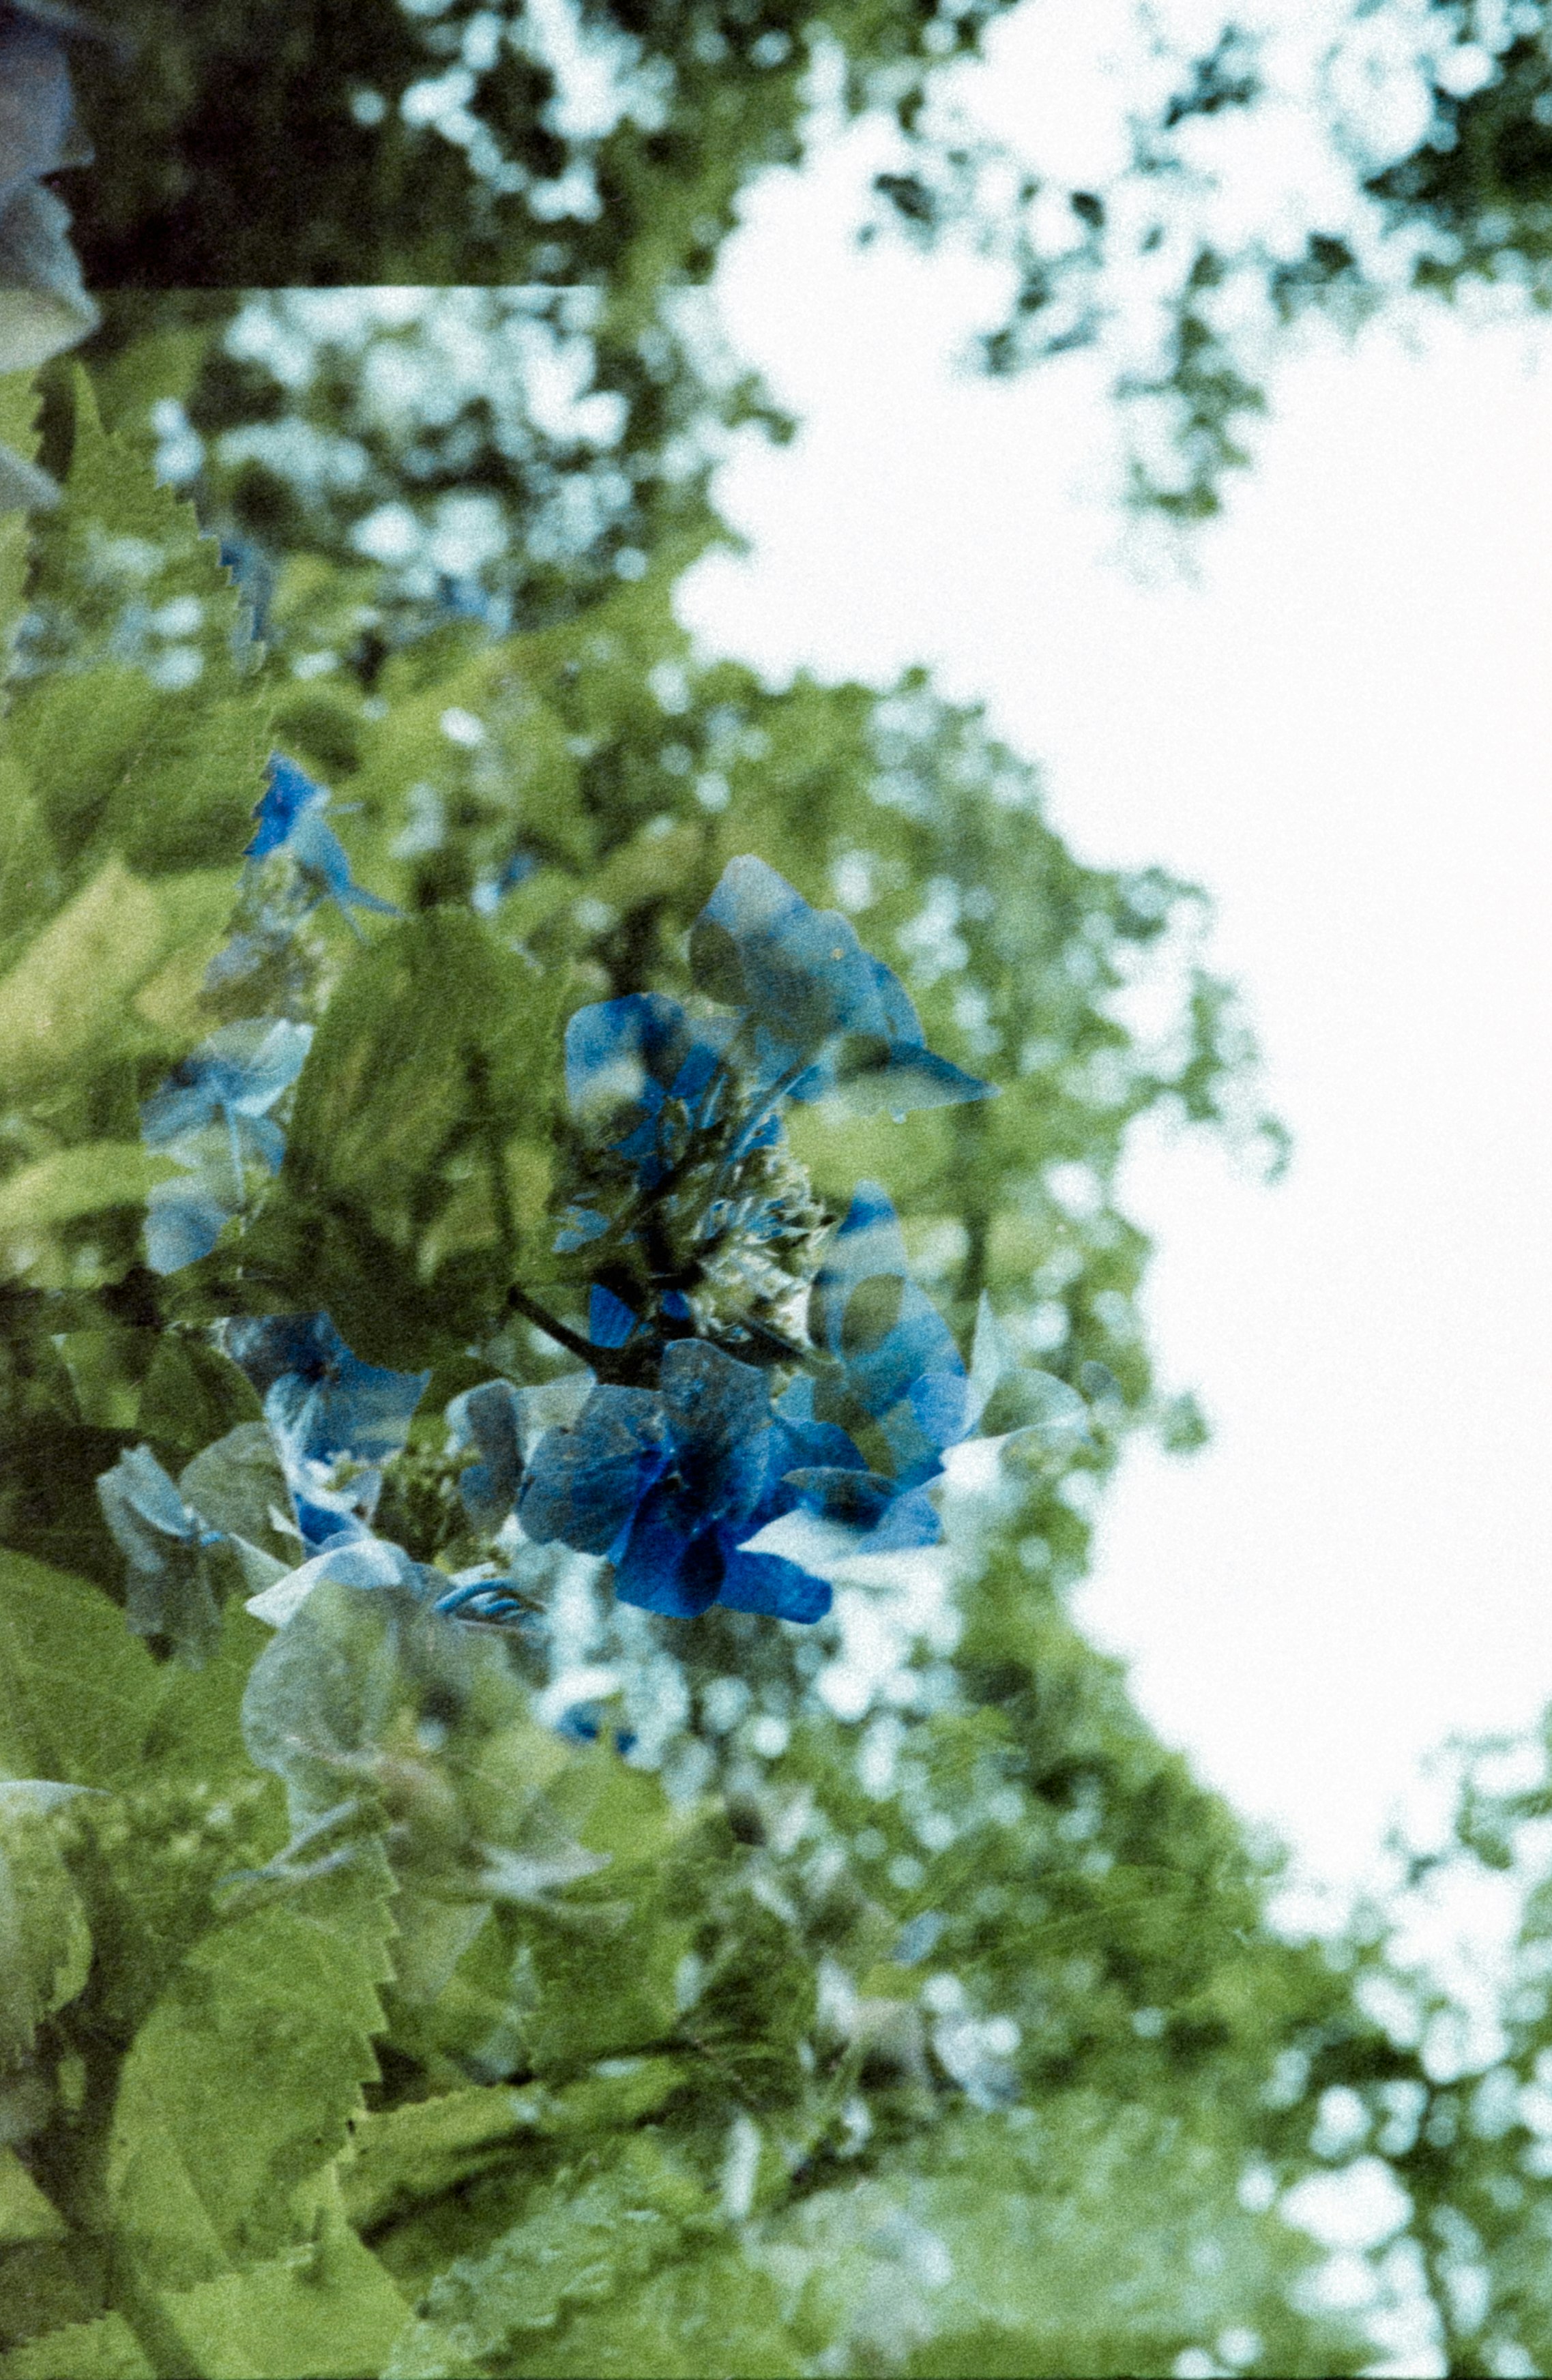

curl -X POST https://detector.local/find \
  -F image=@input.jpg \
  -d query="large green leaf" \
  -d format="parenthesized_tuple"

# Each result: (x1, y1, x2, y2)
(8, 371, 271, 882)
(383, 2138, 719, 2380)
(156, 2210, 407, 2380)
(267, 907, 563, 1356)
(107, 1849, 396, 2288)
(0, 861, 235, 1105)
(0, 1548, 161, 1788)
(285, 907, 559, 1253)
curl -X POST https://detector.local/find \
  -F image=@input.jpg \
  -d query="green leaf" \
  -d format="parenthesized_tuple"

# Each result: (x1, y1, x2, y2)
(284, 907, 559, 1271)
(493, 2246, 800, 2380)
(0, 741, 59, 969)
(156, 2213, 408, 2380)
(383, 2138, 716, 2380)
(0, 1785, 92, 2065)
(0, 1144, 175, 1246)
(0, 862, 235, 1106)
(107, 1849, 396, 2288)
(138, 1602, 280, 1784)
(518, 1753, 695, 2075)
(341, 2061, 687, 2233)
(10, 370, 271, 881)
(0, 375, 43, 664)
(0, 2154, 68, 2250)
(0, 1548, 162, 1788)
(142, 1349, 267, 1476)
(0, 2312, 154, 2380)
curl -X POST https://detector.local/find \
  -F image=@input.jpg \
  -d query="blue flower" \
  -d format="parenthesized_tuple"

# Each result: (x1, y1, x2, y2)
(690, 855, 995, 1121)
(248, 754, 398, 931)
(142, 1016, 312, 1175)
(141, 1017, 312, 1273)
(225, 1312, 429, 1553)
(244, 1530, 531, 1632)
(563, 992, 733, 1189)
(96, 1445, 229, 1666)
(802, 1179, 970, 1485)
(516, 1336, 937, 1624)
(560, 858, 991, 1216)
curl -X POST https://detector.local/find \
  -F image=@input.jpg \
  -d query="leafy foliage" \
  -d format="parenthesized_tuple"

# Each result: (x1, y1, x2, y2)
(7, 5, 1547, 2340)
(0, 358, 1390, 2380)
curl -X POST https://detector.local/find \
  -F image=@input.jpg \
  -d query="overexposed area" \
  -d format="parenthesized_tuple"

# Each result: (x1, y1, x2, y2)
(678, 55, 1552, 1909)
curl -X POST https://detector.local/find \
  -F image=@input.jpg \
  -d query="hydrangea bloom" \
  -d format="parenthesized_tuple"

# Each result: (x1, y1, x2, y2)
(248, 754, 398, 930)
(556, 860, 993, 1366)
(140, 1017, 312, 1274)
(689, 854, 993, 1118)
(517, 1190, 969, 1624)
(191, 850, 1093, 1643)
(225, 1312, 428, 1554)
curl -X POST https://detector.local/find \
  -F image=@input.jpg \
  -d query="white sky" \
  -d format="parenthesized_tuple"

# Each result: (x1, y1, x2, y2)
(676, 42, 1552, 1908)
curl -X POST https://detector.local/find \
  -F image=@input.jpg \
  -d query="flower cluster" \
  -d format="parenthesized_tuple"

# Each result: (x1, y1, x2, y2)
(117, 842, 1093, 1649)
(498, 853, 1008, 1620)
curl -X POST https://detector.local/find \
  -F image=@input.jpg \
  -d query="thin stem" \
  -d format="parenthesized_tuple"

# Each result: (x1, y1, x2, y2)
(503, 1279, 602, 1371)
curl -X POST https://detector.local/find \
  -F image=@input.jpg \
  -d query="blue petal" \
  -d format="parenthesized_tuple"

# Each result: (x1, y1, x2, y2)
(716, 1546, 832, 1623)
(142, 1021, 311, 1151)
(553, 1204, 611, 1252)
(96, 1447, 226, 1663)
(823, 1042, 994, 1121)
(268, 1344, 430, 1471)
(240, 1316, 429, 1498)
(810, 1183, 965, 1419)
(692, 856, 879, 1063)
(658, 1338, 771, 1521)
(589, 1284, 639, 1349)
(779, 1466, 897, 1528)
(0, 23, 74, 214)
(517, 1385, 667, 1555)
(692, 860, 993, 1117)
(248, 753, 321, 857)
(225, 1312, 340, 1394)
(564, 993, 687, 1126)
(879, 1368, 972, 1482)
(144, 1177, 231, 1274)
(613, 1483, 726, 1617)
(864, 1481, 943, 1551)
(288, 808, 399, 921)
(445, 1379, 523, 1533)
